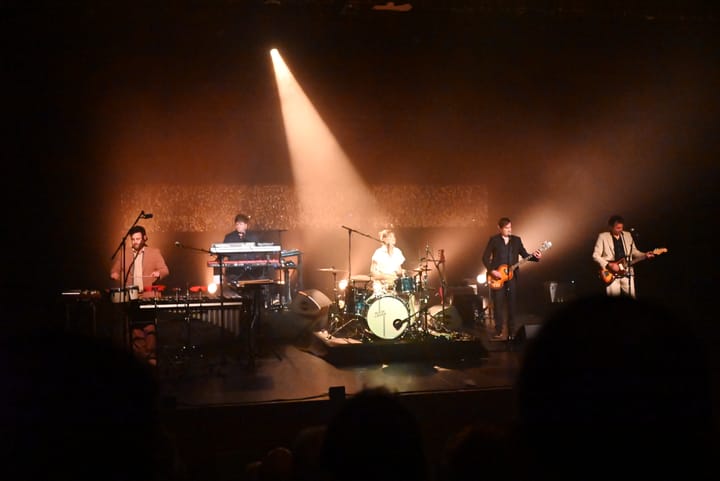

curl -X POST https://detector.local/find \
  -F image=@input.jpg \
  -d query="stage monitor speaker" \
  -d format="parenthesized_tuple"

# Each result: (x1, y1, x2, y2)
(289, 289, 332, 317)
(514, 323, 542, 342)
(451, 293, 484, 327)
(427, 305, 463, 331)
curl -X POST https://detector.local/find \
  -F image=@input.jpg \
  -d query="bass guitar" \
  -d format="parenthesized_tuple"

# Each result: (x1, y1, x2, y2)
(599, 247, 667, 285)
(488, 240, 552, 290)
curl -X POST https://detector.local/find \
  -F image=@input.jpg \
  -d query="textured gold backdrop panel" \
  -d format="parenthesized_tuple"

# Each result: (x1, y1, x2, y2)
(120, 184, 488, 231)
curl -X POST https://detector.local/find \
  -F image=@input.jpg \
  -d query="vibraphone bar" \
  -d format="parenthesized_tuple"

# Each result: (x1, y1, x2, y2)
(138, 297, 248, 335)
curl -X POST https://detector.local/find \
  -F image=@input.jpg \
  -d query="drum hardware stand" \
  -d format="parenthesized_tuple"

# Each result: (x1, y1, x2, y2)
(422, 246, 449, 332)
(401, 246, 446, 338)
(319, 267, 355, 339)
(402, 292, 438, 340)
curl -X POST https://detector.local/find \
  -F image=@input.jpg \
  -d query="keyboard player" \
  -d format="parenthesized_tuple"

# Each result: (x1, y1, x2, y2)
(220, 213, 271, 284)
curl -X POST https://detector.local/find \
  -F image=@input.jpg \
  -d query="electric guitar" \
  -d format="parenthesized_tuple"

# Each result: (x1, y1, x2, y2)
(488, 241, 552, 290)
(599, 248, 667, 285)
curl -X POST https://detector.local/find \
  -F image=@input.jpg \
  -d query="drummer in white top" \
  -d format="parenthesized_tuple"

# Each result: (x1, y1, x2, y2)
(370, 228, 406, 295)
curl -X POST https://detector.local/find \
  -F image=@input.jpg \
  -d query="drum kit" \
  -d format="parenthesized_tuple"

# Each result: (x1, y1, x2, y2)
(319, 262, 445, 341)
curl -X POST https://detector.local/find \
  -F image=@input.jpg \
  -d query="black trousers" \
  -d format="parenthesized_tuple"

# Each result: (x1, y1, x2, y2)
(490, 278, 518, 335)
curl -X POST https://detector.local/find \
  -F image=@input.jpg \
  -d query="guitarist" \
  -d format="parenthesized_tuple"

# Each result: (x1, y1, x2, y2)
(592, 215, 655, 298)
(482, 217, 542, 341)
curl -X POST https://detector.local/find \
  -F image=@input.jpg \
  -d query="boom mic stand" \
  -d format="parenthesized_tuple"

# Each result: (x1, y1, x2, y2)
(341, 225, 381, 280)
(110, 210, 149, 347)
(336, 226, 382, 339)
(625, 230, 636, 298)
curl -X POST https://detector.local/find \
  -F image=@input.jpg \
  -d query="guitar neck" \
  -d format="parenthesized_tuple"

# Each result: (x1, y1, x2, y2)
(613, 248, 667, 269)
(514, 250, 542, 268)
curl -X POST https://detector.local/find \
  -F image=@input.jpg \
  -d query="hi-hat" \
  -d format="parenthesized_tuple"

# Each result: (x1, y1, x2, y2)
(412, 267, 432, 272)
(318, 267, 347, 273)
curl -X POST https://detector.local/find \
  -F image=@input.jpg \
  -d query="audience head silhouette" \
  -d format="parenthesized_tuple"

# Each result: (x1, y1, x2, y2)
(515, 295, 715, 480)
(1, 322, 165, 481)
(321, 386, 427, 481)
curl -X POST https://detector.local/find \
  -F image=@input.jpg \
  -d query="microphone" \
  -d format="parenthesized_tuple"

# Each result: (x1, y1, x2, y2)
(140, 211, 154, 219)
(174, 241, 182, 247)
(439, 249, 445, 264)
(393, 318, 405, 330)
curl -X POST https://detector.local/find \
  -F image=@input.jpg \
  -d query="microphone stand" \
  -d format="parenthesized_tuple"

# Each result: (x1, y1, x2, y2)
(339, 226, 382, 335)
(110, 210, 147, 347)
(274, 229, 289, 307)
(425, 246, 447, 337)
(111, 210, 147, 295)
(341, 225, 381, 281)
(625, 230, 636, 298)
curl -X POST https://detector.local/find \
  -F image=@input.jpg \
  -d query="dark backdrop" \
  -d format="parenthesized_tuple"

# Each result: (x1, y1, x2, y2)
(4, 2, 718, 331)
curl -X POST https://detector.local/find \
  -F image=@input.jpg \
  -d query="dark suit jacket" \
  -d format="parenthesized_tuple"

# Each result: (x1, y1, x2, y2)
(482, 234, 537, 274)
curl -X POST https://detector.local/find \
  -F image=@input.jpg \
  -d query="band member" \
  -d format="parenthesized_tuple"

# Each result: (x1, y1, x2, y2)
(221, 213, 267, 283)
(110, 225, 169, 366)
(224, 213, 260, 244)
(370, 228, 406, 293)
(482, 217, 542, 341)
(592, 214, 655, 298)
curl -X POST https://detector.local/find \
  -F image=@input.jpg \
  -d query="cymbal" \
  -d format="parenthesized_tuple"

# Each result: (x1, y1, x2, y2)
(412, 267, 431, 272)
(350, 274, 372, 282)
(317, 267, 347, 273)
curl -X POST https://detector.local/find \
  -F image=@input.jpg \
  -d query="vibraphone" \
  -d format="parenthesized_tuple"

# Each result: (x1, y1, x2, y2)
(138, 297, 248, 335)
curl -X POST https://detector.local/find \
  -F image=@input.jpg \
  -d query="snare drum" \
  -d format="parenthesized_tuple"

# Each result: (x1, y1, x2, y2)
(363, 295, 411, 340)
(394, 275, 416, 295)
(110, 285, 139, 303)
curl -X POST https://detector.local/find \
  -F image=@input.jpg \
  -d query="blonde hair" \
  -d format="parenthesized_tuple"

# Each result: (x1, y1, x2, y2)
(379, 228, 394, 242)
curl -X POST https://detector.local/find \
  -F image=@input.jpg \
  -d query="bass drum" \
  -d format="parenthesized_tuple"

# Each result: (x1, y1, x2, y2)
(363, 295, 411, 340)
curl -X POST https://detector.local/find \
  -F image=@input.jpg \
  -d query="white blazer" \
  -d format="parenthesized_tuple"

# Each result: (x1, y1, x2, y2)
(592, 230, 646, 270)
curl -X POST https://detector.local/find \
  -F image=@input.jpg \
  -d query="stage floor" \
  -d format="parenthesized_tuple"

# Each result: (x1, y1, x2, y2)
(153, 306, 525, 408)
(148, 308, 527, 480)
(63, 301, 720, 481)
